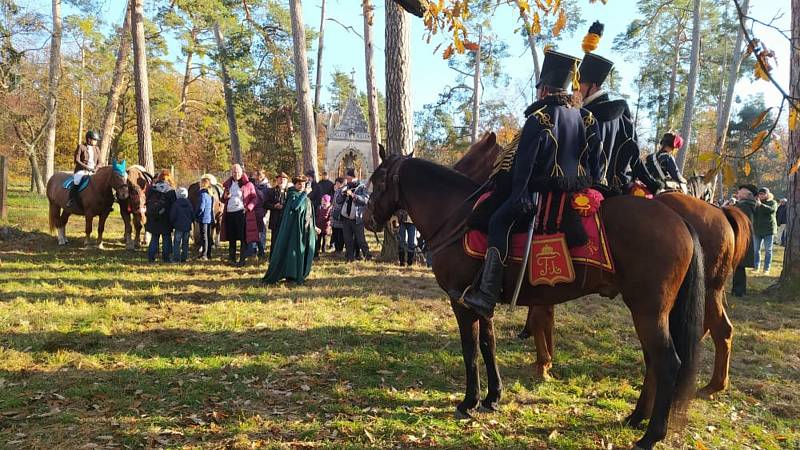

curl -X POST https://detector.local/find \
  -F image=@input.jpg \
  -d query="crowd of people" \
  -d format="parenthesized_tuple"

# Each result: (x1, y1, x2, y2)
(140, 163, 411, 284)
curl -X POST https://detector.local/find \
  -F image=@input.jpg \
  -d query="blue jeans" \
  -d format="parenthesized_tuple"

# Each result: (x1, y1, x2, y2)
(753, 234, 774, 271)
(398, 223, 417, 252)
(173, 230, 190, 262)
(148, 231, 173, 262)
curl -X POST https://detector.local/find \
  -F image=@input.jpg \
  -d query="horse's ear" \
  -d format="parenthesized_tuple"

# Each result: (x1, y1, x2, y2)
(379, 144, 387, 161)
(407, 150, 414, 159)
(486, 132, 496, 147)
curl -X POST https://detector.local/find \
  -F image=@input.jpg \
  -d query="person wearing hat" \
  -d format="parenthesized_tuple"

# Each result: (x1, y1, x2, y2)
(336, 168, 372, 262)
(732, 184, 757, 296)
(462, 49, 603, 319)
(753, 187, 778, 274)
(576, 22, 661, 194)
(265, 172, 290, 255)
(263, 174, 317, 284)
(67, 130, 102, 209)
(642, 132, 688, 193)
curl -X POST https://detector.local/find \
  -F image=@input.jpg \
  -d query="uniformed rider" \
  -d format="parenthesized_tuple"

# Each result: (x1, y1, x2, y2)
(643, 132, 687, 193)
(462, 50, 603, 319)
(576, 21, 662, 193)
(67, 130, 101, 209)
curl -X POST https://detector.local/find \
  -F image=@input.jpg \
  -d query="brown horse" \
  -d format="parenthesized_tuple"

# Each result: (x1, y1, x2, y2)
(47, 162, 130, 248)
(188, 176, 224, 251)
(365, 149, 705, 450)
(456, 133, 751, 398)
(119, 165, 152, 250)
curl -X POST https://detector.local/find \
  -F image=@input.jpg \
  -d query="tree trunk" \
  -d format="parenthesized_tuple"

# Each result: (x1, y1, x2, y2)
(313, 0, 326, 126)
(27, 149, 46, 194)
(362, 0, 381, 167)
(665, 24, 681, 133)
(676, 0, 701, 170)
(178, 29, 196, 142)
(288, 0, 319, 175)
(782, 0, 800, 282)
(385, 1, 413, 156)
(131, 0, 154, 173)
(99, 2, 132, 165)
(44, 0, 62, 182)
(520, 9, 541, 83)
(214, 23, 243, 166)
(470, 27, 483, 144)
(77, 45, 85, 147)
(711, 0, 749, 200)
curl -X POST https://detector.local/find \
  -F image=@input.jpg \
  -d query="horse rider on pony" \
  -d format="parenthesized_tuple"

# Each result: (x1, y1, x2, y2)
(67, 130, 102, 209)
(462, 49, 603, 319)
(576, 21, 663, 195)
(643, 131, 688, 194)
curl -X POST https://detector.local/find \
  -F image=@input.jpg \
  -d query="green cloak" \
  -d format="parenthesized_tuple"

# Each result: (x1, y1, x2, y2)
(263, 187, 317, 284)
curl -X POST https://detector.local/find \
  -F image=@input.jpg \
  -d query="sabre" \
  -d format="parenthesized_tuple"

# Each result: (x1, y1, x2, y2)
(510, 192, 539, 309)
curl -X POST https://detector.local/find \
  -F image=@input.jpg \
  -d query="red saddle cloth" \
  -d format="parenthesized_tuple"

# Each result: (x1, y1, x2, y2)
(464, 189, 615, 286)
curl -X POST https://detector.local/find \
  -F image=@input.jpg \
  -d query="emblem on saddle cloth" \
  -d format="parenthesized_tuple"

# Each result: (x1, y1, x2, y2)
(464, 188, 615, 287)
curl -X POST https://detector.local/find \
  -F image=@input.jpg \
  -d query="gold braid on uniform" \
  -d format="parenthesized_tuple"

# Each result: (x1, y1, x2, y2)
(490, 106, 554, 179)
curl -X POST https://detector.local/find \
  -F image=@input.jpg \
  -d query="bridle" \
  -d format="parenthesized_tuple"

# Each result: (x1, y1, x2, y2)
(368, 156, 490, 257)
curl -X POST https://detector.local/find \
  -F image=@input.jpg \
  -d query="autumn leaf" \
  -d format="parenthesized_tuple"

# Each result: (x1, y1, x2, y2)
(722, 163, 735, 185)
(703, 167, 718, 184)
(790, 157, 800, 176)
(463, 41, 480, 52)
(789, 107, 798, 131)
(750, 108, 771, 129)
(743, 160, 751, 176)
(443, 44, 454, 60)
(696, 441, 709, 450)
(552, 8, 567, 37)
(698, 152, 718, 164)
(517, 0, 530, 14)
(750, 130, 768, 151)
(531, 12, 542, 35)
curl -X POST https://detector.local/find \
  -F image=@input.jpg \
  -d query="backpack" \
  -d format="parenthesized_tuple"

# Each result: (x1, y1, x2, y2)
(146, 189, 169, 217)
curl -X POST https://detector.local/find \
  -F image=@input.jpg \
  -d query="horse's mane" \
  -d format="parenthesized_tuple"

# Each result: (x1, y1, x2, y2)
(401, 157, 480, 193)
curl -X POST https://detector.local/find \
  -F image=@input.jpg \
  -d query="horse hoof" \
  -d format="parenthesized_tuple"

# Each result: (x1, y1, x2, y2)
(454, 408, 472, 420)
(477, 401, 499, 413)
(97, 243, 105, 250)
(696, 384, 724, 399)
(623, 413, 645, 429)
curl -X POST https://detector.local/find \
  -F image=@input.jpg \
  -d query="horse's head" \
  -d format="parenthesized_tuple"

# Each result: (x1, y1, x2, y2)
(126, 166, 151, 217)
(110, 160, 130, 201)
(365, 146, 410, 232)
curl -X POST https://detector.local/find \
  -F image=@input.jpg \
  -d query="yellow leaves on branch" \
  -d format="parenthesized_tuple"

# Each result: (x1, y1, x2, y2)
(790, 157, 800, 176)
(722, 163, 736, 186)
(750, 108, 771, 129)
(531, 12, 542, 35)
(789, 107, 799, 131)
(750, 130, 768, 152)
(552, 8, 567, 37)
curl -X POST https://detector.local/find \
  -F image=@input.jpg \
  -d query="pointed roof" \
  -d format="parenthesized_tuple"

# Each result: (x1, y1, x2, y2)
(332, 95, 369, 137)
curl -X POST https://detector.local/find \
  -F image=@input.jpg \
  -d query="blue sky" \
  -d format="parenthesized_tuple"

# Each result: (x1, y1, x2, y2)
(27, 0, 792, 139)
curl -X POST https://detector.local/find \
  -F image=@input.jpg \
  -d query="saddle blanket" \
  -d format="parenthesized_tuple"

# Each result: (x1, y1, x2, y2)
(62, 175, 91, 192)
(464, 191, 615, 286)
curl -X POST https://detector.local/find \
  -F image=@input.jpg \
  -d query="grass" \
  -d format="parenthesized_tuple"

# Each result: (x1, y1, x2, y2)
(1, 184, 799, 449)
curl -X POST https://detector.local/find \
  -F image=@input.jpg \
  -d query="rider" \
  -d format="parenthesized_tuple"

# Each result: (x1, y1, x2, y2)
(643, 132, 687, 193)
(576, 21, 662, 194)
(462, 49, 603, 319)
(67, 130, 101, 209)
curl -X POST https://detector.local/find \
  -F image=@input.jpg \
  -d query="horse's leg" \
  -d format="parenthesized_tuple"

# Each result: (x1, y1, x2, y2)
(528, 305, 554, 381)
(49, 203, 65, 245)
(697, 289, 733, 398)
(630, 314, 681, 450)
(84, 214, 94, 247)
(97, 212, 109, 249)
(451, 301, 481, 418)
(477, 316, 502, 412)
(59, 211, 71, 245)
(625, 350, 656, 428)
(123, 212, 134, 250)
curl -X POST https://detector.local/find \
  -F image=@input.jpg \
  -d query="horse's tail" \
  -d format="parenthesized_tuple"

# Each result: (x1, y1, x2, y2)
(670, 221, 705, 420)
(722, 206, 752, 269)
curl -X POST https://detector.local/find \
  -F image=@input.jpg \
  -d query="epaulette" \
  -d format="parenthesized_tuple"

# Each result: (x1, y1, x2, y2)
(531, 106, 554, 128)
(490, 131, 520, 178)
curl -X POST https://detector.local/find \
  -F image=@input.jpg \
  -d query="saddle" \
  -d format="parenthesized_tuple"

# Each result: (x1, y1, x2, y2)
(62, 174, 91, 192)
(464, 189, 615, 287)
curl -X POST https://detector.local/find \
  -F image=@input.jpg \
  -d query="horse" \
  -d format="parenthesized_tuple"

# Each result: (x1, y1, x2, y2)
(365, 148, 706, 450)
(455, 133, 750, 398)
(119, 165, 153, 250)
(187, 175, 224, 251)
(46, 161, 130, 248)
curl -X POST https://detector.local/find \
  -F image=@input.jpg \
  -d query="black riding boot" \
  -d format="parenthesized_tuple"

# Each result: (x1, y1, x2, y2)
(66, 184, 80, 209)
(462, 247, 504, 319)
(228, 241, 237, 263)
(398, 247, 405, 266)
(406, 250, 414, 267)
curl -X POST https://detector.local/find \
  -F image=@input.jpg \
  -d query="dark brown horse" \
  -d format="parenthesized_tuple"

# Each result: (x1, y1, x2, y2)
(119, 165, 152, 250)
(47, 162, 130, 248)
(365, 149, 705, 449)
(456, 134, 751, 398)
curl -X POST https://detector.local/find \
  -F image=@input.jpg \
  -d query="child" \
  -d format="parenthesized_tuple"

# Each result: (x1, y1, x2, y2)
(170, 187, 194, 263)
(195, 177, 214, 260)
(315, 194, 333, 258)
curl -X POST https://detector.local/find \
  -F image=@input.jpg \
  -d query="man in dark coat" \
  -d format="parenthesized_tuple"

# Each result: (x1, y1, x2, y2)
(732, 184, 757, 296)
(576, 22, 661, 193)
(463, 50, 603, 319)
(265, 172, 289, 255)
(317, 171, 335, 200)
